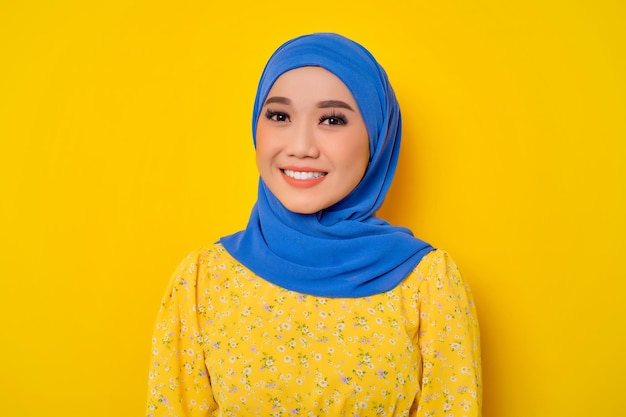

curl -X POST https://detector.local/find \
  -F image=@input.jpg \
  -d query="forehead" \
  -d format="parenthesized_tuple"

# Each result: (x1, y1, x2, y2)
(266, 66, 357, 104)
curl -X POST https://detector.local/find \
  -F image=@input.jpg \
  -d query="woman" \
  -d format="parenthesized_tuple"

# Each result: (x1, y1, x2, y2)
(147, 33, 481, 416)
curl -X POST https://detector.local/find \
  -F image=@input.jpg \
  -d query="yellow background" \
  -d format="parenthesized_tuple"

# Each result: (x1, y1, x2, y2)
(1, 0, 624, 415)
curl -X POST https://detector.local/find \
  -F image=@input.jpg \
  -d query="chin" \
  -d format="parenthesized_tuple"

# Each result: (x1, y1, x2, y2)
(284, 204, 323, 215)
(279, 198, 329, 215)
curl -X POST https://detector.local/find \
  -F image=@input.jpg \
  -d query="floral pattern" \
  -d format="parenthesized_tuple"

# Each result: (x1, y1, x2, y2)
(147, 244, 481, 416)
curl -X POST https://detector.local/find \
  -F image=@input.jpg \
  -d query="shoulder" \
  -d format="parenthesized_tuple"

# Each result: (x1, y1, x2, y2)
(165, 243, 233, 288)
(174, 243, 232, 270)
(415, 248, 462, 280)
(400, 248, 471, 295)
(172, 243, 257, 290)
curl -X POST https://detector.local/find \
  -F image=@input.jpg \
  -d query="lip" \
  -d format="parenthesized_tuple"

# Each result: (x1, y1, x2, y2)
(280, 166, 327, 188)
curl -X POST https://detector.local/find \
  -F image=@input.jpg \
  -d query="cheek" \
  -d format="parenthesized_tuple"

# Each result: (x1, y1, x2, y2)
(332, 134, 369, 186)
(255, 127, 283, 180)
(255, 121, 266, 151)
(255, 124, 271, 167)
(255, 143, 270, 173)
(351, 133, 370, 177)
(255, 120, 280, 147)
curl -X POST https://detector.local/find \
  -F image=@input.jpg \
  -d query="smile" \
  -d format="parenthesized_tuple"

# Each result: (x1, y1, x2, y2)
(282, 169, 327, 180)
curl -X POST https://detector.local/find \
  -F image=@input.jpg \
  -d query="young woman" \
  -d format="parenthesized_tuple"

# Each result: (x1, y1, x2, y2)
(147, 33, 481, 416)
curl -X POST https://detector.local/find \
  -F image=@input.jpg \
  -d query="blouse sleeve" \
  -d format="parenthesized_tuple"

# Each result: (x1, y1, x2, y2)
(414, 250, 482, 416)
(146, 251, 217, 417)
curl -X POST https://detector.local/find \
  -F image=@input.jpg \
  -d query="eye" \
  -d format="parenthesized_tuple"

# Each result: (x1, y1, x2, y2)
(319, 111, 347, 126)
(265, 109, 290, 122)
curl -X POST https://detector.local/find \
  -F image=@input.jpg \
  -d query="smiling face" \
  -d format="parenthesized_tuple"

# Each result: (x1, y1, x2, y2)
(255, 66, 370, 214)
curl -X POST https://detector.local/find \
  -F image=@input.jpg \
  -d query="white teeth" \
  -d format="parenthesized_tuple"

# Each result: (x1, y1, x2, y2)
(283, 170, 326, 180)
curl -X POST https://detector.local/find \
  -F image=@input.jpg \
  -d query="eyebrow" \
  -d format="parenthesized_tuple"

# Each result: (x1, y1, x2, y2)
(317, 100, 355, 111)
(264, 96, 290, 105)
(264, 97, 355, 112)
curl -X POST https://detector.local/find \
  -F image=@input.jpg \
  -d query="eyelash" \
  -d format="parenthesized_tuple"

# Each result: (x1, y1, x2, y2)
(264, 109, 348, 126)
(265, 109, 289, 122)
(319, 111, 347, 126)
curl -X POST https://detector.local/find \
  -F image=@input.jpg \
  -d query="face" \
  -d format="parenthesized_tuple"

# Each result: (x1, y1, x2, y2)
(256, 66, 370, 214)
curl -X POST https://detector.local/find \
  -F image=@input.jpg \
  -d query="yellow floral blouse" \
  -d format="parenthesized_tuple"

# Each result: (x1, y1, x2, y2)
(146, 244, 481, 416)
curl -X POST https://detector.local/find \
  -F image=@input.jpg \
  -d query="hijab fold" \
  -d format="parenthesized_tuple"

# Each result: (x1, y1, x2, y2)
(219, 33, 433, 297)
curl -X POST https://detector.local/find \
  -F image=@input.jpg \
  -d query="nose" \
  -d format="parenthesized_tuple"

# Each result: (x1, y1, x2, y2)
(286, 122, 320, 159)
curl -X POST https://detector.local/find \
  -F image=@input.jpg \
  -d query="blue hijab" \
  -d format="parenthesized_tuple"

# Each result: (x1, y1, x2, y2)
(219, 33, 433, 297)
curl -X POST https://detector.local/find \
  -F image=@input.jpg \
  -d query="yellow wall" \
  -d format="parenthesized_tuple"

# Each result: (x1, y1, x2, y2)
(1, 0, 624, 415)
